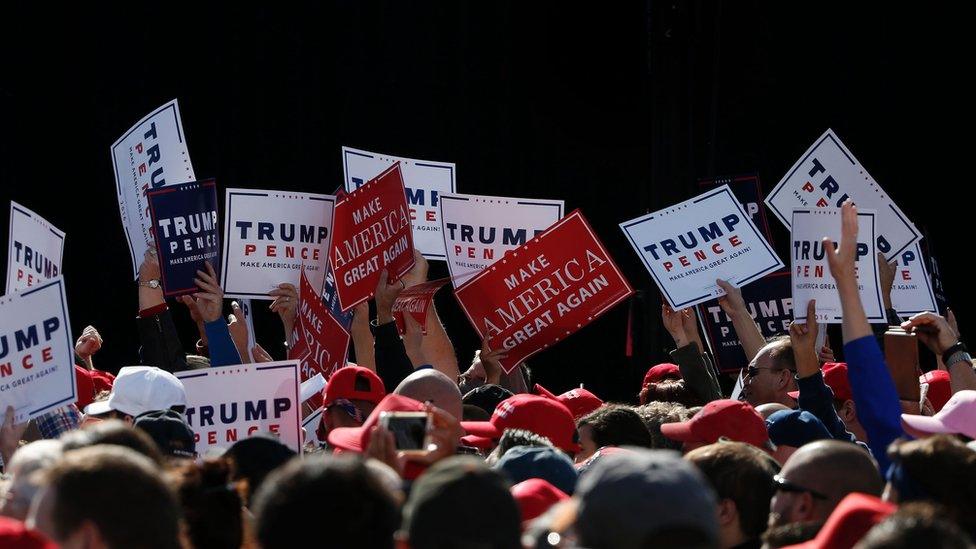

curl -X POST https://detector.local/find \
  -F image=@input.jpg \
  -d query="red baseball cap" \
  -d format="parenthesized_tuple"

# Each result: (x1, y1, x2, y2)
(788, 362, 852, 402)
(642, 363, 681, 386)
(511, 478, 569, 525)
(534, 384, 604, 419)
(920, 369, 952, 413)
(327, 393, 426, 452)
(660, 399, 769, 449)
(321, 366, 386, 408)
(0, 517, 56, 549)
(74, 365, 116, 410)
(782, 493, 895, 549)
(461, 394, 581, 453)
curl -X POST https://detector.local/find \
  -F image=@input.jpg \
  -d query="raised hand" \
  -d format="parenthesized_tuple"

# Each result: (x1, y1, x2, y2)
(716, 279, 747, 317)
(375, 268, 406, 325)
(1, 406, 28, 466)
(269, 282, 299, 341)
(227, 301, 251, 361)
(191, 262, 224, 323)
(75, 325, 103, 368)
(401, 249, 429, 288)
(900, 312, 960, 356)
(662, 303, 688, 348)
(878, 252, 897, 309)
(824, 201, 859, 286)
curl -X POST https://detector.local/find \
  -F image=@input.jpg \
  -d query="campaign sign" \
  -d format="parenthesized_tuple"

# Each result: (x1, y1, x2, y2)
(330, 164, 415, 311)
(392, 277, 451, 335)
(765, 129, 921, 260)
(147, 180, 220, 297)
(697, 271, 792, 372)
(6, 202, 65, 294)
(288, 270, 350, 382)
(620, 185, 784, 310)
(439, 193, 564, 286)
(890, 242, 938, 317)
(342, 147, 456, 260)
(222, 189, 336, 299)
(321, 261, 353, 330)
(177, 360, 302, 454)
(112, 100, 196, 278)
(455, 210, 633, 373)
(919, 236, 948, 315)
(0, 277, 76, 423)
(791, 209, 885, 323)
(698, 174, 775, 243)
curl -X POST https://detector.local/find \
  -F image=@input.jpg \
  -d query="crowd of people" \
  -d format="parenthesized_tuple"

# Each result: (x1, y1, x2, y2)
(1, 200, 975, 549)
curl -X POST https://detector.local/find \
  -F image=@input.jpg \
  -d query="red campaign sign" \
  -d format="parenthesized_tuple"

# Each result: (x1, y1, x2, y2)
(454, 210, 634, 373)
(392, 277, 451, 335)
(288, 269, 351, 382)
(330, 163, 415, 312)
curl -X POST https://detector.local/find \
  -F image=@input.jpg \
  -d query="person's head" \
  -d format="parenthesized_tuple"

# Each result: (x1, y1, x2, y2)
(788, 493, 895, 549)
(640, 378, 703, 407)
(461, 394, 580, 456)
(223, 434, 297, 506)
(59, 420, 165, 466)
(884, 435, 976, 537)
(82, 366, 186, 423)
(575, 449, 719, 549)
(0, 516, 56, 548)
(510, 479, 569, 526)
(900, 390, 976, 440)
(919, 370, 953, 413)
(168, 459, 242, 549)
(27, 445, 181, 549)
(685, 441, 779, 548)
(462, 384, 514, 416)
(319, 365, 386, 437)
(743, 336, 797, 407)
(133, 409, 197, 460)
(765, 410, 832, 465)
(253, 455, 397, 549)
(769, 440, 882, 529)
(633, 401, 690, 450)
(485, 428, 555, 466)
(855, 502, 973, 549)
(495, 445, 578, 495)
(534, 384, 604, 420)
(0, 441, 63, 521)
(394, 369, 463, 420)
(661, 399, 770, 453)
(788, 362, 866, 441)
(760, 521, 822, 548)
(400, 456, 521, 549)
(755, 403, 791, 419)
(576, 404, 653, 462)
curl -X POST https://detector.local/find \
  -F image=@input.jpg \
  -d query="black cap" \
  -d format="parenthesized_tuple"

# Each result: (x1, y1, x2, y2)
(225, 435, 297, 498)
(403, 456, 521, 548)
(134, 409, 197, 459)
(462, 384, 514, 415)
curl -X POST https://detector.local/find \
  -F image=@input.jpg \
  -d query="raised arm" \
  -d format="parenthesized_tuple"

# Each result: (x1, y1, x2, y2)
(716, 279, 766, 361)
(825, 201, 902, 471)
(188, 262, 242, 367)
(350, 302, 377, 371)
(373, 269, 417, 390)
(402, 251, 459, 379)
(136, 250, 188, 372)
(901, 311, 976, 394)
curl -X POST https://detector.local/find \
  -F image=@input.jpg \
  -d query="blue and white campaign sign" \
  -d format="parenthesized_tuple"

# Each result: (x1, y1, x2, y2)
(0, 277, 76, 423)
(321, 261, 353, 330)
(147, 180, 220, 297)
(620, 185, 784, 310)
(221, 189, 336, 299)
(791, 209, 885, 323)
(177, 360, 302, 455)
(112, 100, 196, 278)
(698, 271, 792, 372)
(698, 173, 776, 243)
(342, 147, 456, 260)
(6, 202, 65, 294)
(890, 242, 938, 317)
(439, 193, 564, 286)
(765, 129, 920, 261)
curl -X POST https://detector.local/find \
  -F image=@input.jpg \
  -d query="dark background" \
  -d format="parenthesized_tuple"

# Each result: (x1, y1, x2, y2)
(1, 2, 969, 402)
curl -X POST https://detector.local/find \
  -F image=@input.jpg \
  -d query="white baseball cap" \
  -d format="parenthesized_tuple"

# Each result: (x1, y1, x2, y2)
(84, 366, 186, 417)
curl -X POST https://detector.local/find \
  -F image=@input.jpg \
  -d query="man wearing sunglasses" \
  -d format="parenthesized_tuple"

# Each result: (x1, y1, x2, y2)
(742, 336, 799, 409)
(766, 439, 882, 532)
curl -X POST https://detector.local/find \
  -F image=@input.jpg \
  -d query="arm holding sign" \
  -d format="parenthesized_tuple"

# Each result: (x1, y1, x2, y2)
(227, 301, 251, 363)
(402, 251, 460, 379)
(269, 283, 299, 348)
(373, 269, 420, 390)
(351, 302, 376, 371)
(900, 312, 976, 394)
(716, 279, 767, 362)
(136, 250, 189, 373)
(191, 263, 242, 367)
(790, 300, 863, 445)
(74, 325, 103, 370)
(826, 201, 902, 472)
(869, 253, 903, 350)
(662, 305, 723, 403)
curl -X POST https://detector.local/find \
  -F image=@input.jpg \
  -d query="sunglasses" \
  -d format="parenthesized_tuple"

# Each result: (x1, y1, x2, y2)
(747, 365, 782, 378)
(773, 474, 828, 500)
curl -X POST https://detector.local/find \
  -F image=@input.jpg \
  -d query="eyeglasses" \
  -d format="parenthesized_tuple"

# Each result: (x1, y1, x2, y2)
(325, 399, 366, 423)
(747, 365, 781, 378)
(773, 475, 828, 500)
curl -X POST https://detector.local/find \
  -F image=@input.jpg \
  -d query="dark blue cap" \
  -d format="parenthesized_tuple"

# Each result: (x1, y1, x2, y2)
(494, 445, 578, 495)
(765, 409, 831, 448)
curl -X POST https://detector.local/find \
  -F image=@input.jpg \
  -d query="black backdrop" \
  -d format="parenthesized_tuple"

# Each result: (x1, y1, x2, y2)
(2, 2, 970, 402)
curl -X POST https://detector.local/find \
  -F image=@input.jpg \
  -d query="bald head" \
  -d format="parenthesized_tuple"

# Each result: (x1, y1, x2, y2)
(394, 369, 463, 420)
(756, 403, 792, 419)
(783, 440, 882, 505)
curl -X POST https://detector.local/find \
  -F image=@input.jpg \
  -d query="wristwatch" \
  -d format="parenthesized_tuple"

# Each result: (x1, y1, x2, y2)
(942, 341, 971, 367)
(138, 279, 161, 289)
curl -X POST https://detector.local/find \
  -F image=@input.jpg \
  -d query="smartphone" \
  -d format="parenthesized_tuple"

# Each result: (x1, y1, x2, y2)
(380, 411, 430, 454)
